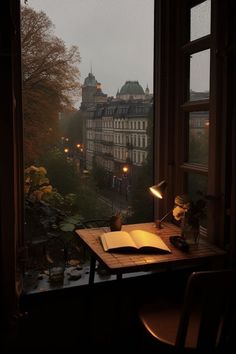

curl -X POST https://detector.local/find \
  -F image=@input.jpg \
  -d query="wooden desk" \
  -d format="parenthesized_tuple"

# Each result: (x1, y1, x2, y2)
(75, 222, 227, 285)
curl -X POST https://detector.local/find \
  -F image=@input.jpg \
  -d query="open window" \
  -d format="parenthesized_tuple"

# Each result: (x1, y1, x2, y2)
(20, 0, 155, 287)
(155, 0, 230, 247)
(1, 0, 234, 333)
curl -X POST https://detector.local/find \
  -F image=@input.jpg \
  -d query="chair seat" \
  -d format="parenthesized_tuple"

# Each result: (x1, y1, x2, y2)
(138, 270, 236, 354)
(139, 302, 201, 350)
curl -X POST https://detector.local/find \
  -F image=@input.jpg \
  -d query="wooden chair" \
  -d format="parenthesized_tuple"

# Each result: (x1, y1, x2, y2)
(138, 269, 236, 354)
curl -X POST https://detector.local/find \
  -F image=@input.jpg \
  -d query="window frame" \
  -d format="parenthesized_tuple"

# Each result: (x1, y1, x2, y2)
(1, 0, 234, 328)
(154, 0, 230, 247)
(0, 0, 24, 328)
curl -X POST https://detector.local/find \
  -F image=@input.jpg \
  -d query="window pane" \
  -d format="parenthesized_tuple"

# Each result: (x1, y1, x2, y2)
(21, 0, 154, 287)
(188, 111, 209, 164)
(186, 173, 208, 229)
(190, 0, 211, 41)
(186, 173, 207, 202)
(190, 50, 210, 100)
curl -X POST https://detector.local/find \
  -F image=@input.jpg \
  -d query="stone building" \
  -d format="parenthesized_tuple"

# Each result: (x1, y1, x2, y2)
(79, 72, 153, 187)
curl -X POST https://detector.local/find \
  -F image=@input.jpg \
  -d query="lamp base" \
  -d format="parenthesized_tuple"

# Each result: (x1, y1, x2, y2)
(155, 210, 172, 229)
(155, 220, 163, 229)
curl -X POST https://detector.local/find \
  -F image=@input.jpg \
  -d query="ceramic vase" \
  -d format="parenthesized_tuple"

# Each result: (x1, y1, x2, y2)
(110, 214, 122, 231)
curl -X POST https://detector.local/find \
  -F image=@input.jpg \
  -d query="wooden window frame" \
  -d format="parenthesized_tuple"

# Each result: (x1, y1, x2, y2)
(1, 0, 234, 331)
(0, 0, 24, 332)
(154, 0, 230, 247)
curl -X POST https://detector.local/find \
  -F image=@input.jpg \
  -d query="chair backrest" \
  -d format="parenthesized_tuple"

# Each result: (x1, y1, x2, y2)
(175, 269, 236, 354)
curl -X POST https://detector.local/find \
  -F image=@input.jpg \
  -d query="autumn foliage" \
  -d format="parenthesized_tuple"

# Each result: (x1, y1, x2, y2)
(21, 5, 81, 163)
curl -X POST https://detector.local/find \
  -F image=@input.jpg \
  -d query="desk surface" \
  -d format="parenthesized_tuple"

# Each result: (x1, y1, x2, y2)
(75, 222, 226, 275)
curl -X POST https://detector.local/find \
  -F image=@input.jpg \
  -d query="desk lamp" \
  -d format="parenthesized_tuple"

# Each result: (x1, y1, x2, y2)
(149, 180, 172, 229)
(150, 181, 190, 251)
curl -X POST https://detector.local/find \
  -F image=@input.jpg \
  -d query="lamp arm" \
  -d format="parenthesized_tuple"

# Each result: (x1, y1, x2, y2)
(160, 209, 172, 223)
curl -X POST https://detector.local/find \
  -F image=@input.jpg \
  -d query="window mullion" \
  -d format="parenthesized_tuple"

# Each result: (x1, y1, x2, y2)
(180, 163, 208, 174)
(181, 100, 209, 111)
(181, 34, 210, 54)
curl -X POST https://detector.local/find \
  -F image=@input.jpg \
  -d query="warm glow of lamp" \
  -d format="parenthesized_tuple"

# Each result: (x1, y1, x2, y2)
(64, 148, 69, 153)
(149, 180, 167, 199)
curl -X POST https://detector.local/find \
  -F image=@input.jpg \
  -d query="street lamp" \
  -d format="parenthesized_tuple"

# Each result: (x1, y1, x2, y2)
(122, 166, 128, 174)
(122, 166, 129, 200)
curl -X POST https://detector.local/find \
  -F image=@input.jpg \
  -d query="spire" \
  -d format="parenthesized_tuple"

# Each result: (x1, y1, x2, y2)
(90, 61, 93, 74)
(145, 84, 150, 95)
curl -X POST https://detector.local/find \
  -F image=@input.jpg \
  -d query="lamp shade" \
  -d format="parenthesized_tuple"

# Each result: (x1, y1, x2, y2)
(149, 180, 167, 199)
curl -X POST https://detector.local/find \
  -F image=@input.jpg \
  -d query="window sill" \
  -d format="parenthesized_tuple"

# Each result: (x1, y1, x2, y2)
(22, 261, 156, 295)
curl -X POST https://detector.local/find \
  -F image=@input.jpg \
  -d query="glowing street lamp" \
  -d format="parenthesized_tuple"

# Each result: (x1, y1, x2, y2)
(122, 166, 129, 200)
(64, 148, 69, 153)
(122, 166, 128, 174)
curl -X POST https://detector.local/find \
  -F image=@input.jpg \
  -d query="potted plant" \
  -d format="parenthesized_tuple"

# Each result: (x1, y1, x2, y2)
(172, 194, 206, 244)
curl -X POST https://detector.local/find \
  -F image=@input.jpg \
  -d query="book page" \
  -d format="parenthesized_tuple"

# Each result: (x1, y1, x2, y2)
(100, 231, 137, 251)
(129, 229, 171, 252)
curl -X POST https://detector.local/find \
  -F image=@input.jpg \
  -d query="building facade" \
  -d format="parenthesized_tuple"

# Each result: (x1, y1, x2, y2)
(79, 73, 153, 186)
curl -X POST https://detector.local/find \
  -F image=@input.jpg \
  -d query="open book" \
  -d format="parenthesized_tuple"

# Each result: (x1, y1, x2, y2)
(100, 229, 171, 253)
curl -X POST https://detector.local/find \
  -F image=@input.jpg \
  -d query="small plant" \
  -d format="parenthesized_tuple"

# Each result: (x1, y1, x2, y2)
(172, 194, 207, 242)
(172, 194, 206, 225)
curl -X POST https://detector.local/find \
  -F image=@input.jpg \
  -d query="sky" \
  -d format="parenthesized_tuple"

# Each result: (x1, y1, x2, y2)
(25, 0, 154, 107)
(23, 0, 210, 108)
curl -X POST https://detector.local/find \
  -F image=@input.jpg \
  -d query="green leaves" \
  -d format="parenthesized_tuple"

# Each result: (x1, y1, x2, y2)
(59, 214, 84, 232)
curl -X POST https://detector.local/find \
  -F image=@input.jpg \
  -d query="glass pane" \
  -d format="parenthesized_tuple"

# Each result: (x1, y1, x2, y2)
(187, 173, 207, 202)
(190, 49, 210, 100)
(188, 111, 209, 164)
(190, 0, 211, 41)
(187, 173, 208, 229)
(21, 0, 154, 287)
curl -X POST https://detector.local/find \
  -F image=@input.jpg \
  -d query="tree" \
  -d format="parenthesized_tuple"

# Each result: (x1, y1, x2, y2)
(59, 110, 84, 146)
(21, 5, 81, 164)
(39, 148, 79, 195)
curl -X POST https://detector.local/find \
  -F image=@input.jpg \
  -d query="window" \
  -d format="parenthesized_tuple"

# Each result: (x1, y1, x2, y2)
(155, 0, 229, 247)
(178, 0, 211, 232)
(20, 0, 154, 286)
(2, 0, 234, 313)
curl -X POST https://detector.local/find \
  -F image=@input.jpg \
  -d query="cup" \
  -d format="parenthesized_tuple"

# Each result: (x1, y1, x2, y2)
(110, 214, 122, 231)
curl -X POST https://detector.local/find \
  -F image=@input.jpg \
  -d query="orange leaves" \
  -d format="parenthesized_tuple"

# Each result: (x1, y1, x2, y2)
(21, 5, 81, 163)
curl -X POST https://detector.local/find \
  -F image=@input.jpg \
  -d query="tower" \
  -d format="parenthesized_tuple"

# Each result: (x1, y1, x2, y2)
(81, 72, 97, 106)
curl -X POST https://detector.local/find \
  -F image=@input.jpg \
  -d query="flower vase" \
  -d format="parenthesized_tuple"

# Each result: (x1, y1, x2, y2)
(181, 214, 200, 245)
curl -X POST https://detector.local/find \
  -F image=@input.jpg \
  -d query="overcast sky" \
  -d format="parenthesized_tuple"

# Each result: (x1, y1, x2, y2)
(25, 0, 154, 107)
(24, 0, 210, 108)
